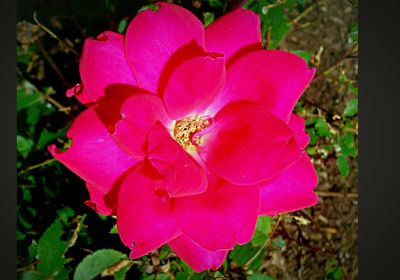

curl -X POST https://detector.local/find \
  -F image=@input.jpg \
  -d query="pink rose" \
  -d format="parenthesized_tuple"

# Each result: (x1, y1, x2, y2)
(49, 2, 318, 272)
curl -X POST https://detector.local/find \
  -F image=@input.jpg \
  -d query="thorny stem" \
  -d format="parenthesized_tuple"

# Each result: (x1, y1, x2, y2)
(298, 210, 350, 280)
(33, 12, 79, 56)
(18, 158, 57, 175)
(244, 216, 282, 269)
(37, 39, 71, 88)
(291, 1, 320, 24)
(315, 191, 358, 198)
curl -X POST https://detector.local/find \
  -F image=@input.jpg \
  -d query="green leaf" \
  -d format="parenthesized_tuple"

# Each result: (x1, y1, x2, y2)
(348, 23, 358, 43)
(37, 127, 67, 150)
(230, 242, 260, 266)
(314, 118, 330, 137)
(336, 155, 350, 177)
(290, 50, 312, 63)
(37, 219, 70, 278)
(247, 274, 276, 280)
(343, 99, 358, 117)
(175, 271, 189, 280)
(74, 249, 127, 280)
(206, 0, 223, 8)
(339, 132, 357, 158)
(18, 271, 45, 280)
(17, 82, 42, 112)
(327, 266, 344, 280)
(252, 216, 274, 246)
(17, 135, 34, 158)
(203, 12, 215, 27)
(265, 6, 292, 49)
(28, 240, 38, 263)
(110, 224, 119, 234)
(117, 18, 129, 34)
(56, 207, 75, 224)
(113, 263, 132, 280)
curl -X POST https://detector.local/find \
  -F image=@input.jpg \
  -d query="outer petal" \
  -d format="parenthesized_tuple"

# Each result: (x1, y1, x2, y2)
(147, 122, 208, 197)
(207, 50, 315, 123)
(117, 163, 180, 258)
(79, 31, 137, 103)
(259, 153, 318, 216)
(168, 234, 228, 272)
(84, 183, 115, 216)
(125, 2, 205, 93)
(288, 114, 310, 150)
(199, 101, 302, 185)
(163, 53, 225, 120)
(172, 176, 260, 251)
(205, 8, 262, 63)
(113, 94, 172, 158)
(48, 107, 137, 194)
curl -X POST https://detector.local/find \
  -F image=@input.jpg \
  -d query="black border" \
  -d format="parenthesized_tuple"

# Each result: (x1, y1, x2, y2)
(360, 0, 400, 279)
(1, 0, 17, 278)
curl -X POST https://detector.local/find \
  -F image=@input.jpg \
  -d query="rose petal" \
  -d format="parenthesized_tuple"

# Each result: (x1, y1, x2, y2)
(84, 183, 115, 216)
(147, 122, 208, 197)
(207, 50, 315, 123)
(288, 113, 310, 150)
(48, 107, 137, 194)
(79, 31, 137, 103)
(117, 162, 180, 258)
(205, 8, 262, 63)
(125, 2, 205, 93)
(172, 176, 259, 251)
(168, 234, 228, 272)
(113, 94, 172, 158)
(163, 53, 225, 120)
(199, 101, 302, 185)
(259, 153, 318, 216)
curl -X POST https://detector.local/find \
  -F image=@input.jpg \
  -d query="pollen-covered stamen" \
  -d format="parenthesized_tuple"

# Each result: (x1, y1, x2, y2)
(173, 116, 211, 149)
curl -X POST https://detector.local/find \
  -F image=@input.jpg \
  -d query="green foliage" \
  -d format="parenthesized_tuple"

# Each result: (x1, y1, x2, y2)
(37, 219, 70, 278)
(17, 135, 34, 158)
(252, 216, 274, 246)
(74, 249, 127, 280)
(117, 18, 129, 34)
(343, 99, 358, 117)
(203, 12, 215, 27)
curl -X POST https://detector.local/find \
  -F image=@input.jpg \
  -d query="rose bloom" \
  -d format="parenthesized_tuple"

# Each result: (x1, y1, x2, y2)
(49, 2, 318, 272)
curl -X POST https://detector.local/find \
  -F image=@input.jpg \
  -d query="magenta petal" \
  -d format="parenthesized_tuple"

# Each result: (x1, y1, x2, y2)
(113, 94, 172, 158)
(168, 234, 228, 272)
(199, 101, 302, 185)
(205, 8, 262, 63)
(147, 122, 208, 197)
(288, 114, 310, 150)
(163, 54, 226, 120)
(172, 176, 259, 251)
(84, 183, 115, 216)
(49, 107, 137, 194)
(209, 50, 315, 123)
(117, 163, 180, 258)
(125, 2, 205, 93)
(79, 31, 137, 103)
(259, 153, 318, 216)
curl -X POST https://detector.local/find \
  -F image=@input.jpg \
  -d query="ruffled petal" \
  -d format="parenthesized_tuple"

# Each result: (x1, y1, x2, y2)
(117, 163, 180, 258)
(79, 31, 137, 103)
(205, 8, 262, 63)
(208, 50, 315, 123)
(168, 234, 228, 272)
(199, 101, 302, 185)
(259, 153, 318, 216)
(84, 183, 115, 216)
(113, 94, 172, 158)
(172, 176, 259, 251)
(48, 107, 137, 194)
(163, 53, 225, 120)
(288, 113, 310, 150)
(147, 122, 208, 197)
(125, 2, 205, 93)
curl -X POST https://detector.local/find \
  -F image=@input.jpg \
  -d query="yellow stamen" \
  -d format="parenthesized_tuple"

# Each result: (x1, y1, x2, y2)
(173, 116, 211, 149)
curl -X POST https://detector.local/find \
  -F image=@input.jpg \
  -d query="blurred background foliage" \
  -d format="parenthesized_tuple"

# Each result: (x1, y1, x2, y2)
(17, 0, 358, 279)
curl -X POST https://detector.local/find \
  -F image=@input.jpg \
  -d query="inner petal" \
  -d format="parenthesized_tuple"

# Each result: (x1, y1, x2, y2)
(173, 115, 212, 150)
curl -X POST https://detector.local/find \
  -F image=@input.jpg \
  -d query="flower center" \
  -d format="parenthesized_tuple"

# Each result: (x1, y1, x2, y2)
(173, 116, 211, 149)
